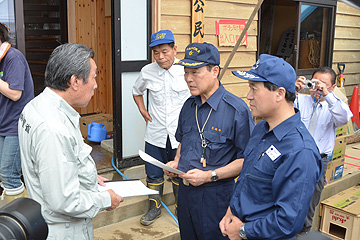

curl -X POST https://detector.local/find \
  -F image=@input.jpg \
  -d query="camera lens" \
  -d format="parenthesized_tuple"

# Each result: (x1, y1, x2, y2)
(0, 198, 48, 240)
(0, 215, 26, 239)
(306, 82, 313, 88)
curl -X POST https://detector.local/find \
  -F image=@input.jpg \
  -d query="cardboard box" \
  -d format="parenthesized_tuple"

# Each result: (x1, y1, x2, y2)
(80, 113, 113, 138)
(345, 120, 354, 136)
(320, 185, 360, 240)
(333, 87, 348, 105)
(333, 86, 352, 136)
(325, 158, 345, 184)
(336, 126, 345, 137)
(332, 136, 347, 161)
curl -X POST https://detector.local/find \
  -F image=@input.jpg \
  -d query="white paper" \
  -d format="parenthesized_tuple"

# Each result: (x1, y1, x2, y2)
(98, 180, 158, 197)
(139, 150, 185, 175)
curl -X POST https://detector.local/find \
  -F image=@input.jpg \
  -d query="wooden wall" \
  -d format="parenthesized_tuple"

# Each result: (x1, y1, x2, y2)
(159, 0, 259, 101)
(333, 1, 360, 107)
(67, 0, 360, 115)
(68, 0, 112, 115)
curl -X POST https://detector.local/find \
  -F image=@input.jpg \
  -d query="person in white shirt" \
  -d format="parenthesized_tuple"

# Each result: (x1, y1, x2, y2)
(132, 30, 190, 225)
(295, 66, 353, 234)
(18, 43, 123, 239)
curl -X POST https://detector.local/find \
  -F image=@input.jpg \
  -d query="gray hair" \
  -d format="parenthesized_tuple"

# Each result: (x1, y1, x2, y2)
(45, 43, 94, 91)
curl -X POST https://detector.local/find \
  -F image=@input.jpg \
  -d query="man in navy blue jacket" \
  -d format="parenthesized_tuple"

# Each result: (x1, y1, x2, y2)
(220, 54, 322, 240)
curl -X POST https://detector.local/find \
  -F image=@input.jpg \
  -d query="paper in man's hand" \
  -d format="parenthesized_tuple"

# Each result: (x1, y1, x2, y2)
(139, 150, 185, 175)
(98, 180, 158, 198)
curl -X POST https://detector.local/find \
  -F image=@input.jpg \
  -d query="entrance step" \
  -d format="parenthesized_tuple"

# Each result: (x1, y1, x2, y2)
(93, 176, 178, 234)
(94, 207, 180, 240)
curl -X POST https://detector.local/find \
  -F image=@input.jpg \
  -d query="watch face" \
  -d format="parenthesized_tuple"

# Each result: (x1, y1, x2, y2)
(239, 225, 247, 239)
(211, 171, 218, 181)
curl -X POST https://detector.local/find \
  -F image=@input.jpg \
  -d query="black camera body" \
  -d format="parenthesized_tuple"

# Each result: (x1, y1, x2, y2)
(0, 198, 48, 240)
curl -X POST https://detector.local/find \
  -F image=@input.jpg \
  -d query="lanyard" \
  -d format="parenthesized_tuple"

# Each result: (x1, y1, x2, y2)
(296, 90, 322, 118)
(195, 104, 213, 167)
(311, 90, 322, 118)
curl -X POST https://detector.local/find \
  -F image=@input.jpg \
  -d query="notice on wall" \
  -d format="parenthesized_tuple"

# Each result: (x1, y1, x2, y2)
(192, 0, 205, 43)
(276, 28, 295, 58)
(215, 20, 248, 47)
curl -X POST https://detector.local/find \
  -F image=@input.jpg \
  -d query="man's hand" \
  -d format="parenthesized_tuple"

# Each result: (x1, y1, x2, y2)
(106, 189, 123, 211)
(140, 109, 153, 124)
(164, 160, 179, 178)
(133, 95, 152, 123)
(220, 207, 233, 236)
(295, 76, 306, 91)
(97, 175, 108, 187)
(180, 169, 211, 187)
(219, 207, 244, 240)
(311, 78, 330, 97)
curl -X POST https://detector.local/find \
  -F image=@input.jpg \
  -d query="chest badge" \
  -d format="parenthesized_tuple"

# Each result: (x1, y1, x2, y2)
(265, 145, 281, 161)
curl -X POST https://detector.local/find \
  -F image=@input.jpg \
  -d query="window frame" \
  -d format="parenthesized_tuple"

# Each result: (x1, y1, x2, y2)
(258, 0, 337, 76)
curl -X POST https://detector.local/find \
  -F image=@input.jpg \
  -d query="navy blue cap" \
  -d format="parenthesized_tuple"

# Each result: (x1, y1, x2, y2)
(149, 30, 175, 47)
(175, 42, 220, 68)
(232, 54, 296, 93)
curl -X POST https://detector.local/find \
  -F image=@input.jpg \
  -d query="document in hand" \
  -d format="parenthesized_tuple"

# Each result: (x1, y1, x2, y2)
(98, 180, 158, 198)
(138, 150, 185, 175)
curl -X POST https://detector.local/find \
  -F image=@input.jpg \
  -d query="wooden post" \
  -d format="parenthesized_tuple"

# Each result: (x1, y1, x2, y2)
(219, 0, 264, 81)
(192, 0, 205, 43)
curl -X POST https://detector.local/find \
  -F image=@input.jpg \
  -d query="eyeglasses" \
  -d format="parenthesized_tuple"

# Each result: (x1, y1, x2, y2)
(0, 23, 10, 31)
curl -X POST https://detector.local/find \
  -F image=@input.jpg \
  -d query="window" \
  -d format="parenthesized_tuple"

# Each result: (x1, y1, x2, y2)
(259, 0, 336, 76)
(0, 0, 16, 47)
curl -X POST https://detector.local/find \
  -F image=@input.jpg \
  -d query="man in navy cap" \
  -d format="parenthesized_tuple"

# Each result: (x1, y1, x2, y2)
(165, 42, 254, 239)
(220, 54, 322, 239)
(133, 30, 190, 225)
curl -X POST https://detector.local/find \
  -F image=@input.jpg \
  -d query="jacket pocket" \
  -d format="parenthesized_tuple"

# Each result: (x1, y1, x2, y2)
(202, 131, 227, 166)
(147, 82, 164, 105)
(171, 81, 189, 106)
(245, 172, 273, 203)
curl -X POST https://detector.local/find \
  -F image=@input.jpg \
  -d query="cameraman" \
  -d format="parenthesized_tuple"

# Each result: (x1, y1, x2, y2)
(294, 66, 353, 234)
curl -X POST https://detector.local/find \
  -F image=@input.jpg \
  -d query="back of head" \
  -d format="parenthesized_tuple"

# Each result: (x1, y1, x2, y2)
(45, 43, 94, 91)
(0, 23, 11, 43)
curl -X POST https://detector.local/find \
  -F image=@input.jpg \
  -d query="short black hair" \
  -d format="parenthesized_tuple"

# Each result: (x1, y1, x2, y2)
(0, 23, 10, 43)
(151, 42, 175, 50)
(263, 81, 296, 103)
(312, 66, 336, 85)
(206, 64, 221, 78)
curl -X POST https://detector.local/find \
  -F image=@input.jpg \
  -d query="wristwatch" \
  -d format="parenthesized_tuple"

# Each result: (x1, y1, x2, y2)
(239, 224, 247, 239)
(211, 170, 218, 182)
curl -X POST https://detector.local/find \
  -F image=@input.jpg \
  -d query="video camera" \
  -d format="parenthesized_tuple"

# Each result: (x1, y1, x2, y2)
(0, 198, 48, 240)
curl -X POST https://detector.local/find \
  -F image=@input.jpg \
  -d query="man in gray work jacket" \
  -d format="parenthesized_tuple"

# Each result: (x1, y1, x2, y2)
(18, 43, 122, 239)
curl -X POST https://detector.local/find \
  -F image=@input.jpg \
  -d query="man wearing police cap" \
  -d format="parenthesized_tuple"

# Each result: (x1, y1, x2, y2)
(220, 54, 322, 239)
(165, 42, 254, 239)
(133, 30, 190, 225)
